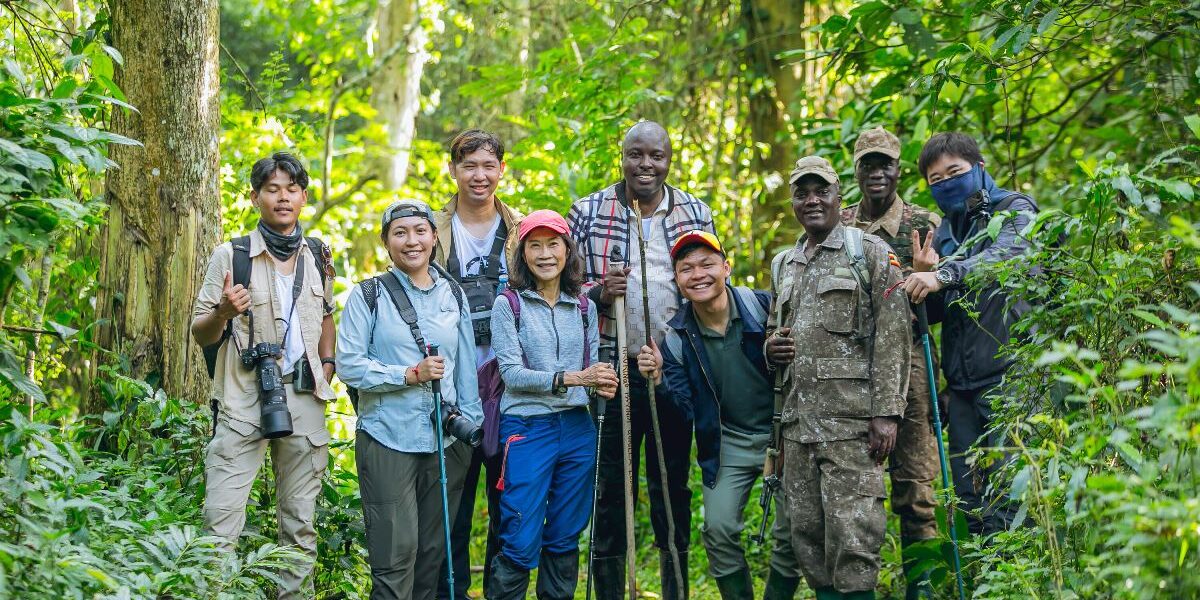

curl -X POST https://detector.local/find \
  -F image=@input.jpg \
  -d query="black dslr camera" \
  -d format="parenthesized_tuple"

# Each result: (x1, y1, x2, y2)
(425, 344, 481, 447)
(438, 402, 482, 447)
(240, 310, 293, 439)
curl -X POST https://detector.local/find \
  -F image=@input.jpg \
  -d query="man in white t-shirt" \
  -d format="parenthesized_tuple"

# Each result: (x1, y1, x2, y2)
(433, 129, 523, 600)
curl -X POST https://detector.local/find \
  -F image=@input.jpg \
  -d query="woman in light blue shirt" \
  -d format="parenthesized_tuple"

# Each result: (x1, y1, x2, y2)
(487, 210, 617, 599)
(336, 199, 482, 600)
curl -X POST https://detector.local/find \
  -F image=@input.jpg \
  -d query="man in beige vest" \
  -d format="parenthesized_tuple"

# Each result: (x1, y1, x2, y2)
(191, 152, 336, 599)
(432, 129, 523, 600)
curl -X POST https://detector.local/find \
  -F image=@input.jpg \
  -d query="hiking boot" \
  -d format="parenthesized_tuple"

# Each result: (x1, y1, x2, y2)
(715, 567, 753, 600)
(535, 549, 579, 600)
(488, 554, 530, 600)
(762, 567, 801, 600)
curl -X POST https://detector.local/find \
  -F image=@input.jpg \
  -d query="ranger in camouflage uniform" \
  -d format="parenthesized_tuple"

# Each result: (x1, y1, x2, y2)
(841, 128, 942, 599)
(766, 155, 911, 600)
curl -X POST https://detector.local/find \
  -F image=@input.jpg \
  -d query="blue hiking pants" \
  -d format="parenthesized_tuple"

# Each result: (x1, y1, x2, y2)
(496, 407, 597, 569)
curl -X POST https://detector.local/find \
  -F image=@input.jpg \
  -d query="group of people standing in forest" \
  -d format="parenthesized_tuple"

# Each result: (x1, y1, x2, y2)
(191, 118, 1036, 599)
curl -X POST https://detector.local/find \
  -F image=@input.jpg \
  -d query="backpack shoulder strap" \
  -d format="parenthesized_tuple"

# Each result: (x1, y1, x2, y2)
(993, 192, 1039, 213)
(842, 226, 871, 295)
(204, 236, 252, 379)
(431, 262, 466, 311)
(770, 248, 792, 293)
(663, 328, 684, 367)
(501, 288, 522, 330)
(732, 286, 768, 327)
(359, 276, 380, 314)
(304, 236, 330, 289)
(484, 220, 509, 278)
(378, 272, 428, 356)
(231, 236, 252, 289)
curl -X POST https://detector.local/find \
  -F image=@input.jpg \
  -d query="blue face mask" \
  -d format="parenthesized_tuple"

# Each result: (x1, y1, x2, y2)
(929, 163, 983, 217)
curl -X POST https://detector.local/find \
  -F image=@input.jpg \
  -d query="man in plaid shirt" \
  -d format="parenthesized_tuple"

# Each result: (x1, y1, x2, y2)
(568, 121, 715, 600)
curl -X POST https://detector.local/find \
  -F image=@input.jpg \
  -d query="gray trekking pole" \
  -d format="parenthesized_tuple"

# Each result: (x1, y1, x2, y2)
(630, 198, 685, 595)
(586, 393, 606, 600)
(427, 344, 456, 600)
(913, 303, 966, 600)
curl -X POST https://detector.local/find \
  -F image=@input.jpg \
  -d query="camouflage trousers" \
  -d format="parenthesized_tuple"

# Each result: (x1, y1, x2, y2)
(890, 344, 939, 541)
(784, 435, 886, 593)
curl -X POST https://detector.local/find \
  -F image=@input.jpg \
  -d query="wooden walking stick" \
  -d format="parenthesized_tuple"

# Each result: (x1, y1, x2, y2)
(630, 198, 686, 596)
(610, 247, 638, 598)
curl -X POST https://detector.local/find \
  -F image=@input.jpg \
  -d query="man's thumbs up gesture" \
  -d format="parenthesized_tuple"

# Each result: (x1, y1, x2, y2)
(216, 270, 251, 320)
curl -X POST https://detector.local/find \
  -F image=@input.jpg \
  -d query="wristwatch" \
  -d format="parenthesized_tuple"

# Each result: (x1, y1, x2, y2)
(935, 267, 954, 287)
(553, 371, 569, 394)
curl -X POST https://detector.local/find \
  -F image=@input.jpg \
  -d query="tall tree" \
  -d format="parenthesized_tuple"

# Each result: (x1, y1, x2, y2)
(370, 0, 436, 189)
(94, 0, 221, 408)
(741, 0, 808, 272)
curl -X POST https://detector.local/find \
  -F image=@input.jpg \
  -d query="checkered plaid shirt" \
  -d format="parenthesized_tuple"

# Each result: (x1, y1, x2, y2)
(567, 181, 715, 354)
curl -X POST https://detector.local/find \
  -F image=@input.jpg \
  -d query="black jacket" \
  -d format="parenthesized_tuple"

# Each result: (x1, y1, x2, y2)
(656, 286, 772, 488)
(931, 194, 1038, 391)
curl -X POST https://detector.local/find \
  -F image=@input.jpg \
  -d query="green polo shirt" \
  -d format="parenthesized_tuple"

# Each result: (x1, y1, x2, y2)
(697, 298, 773, 435)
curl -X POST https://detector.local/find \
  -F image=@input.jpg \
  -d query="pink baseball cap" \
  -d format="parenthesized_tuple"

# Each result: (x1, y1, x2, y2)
(518, 209, 570, 241)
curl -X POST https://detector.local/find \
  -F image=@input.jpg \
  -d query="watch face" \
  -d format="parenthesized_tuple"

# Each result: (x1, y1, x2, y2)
(936, 269, 952, 285)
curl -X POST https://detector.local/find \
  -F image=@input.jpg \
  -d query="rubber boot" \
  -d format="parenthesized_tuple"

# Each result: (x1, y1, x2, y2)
(813, 587, 841, 600)
(762, 567, 802, 600)
(658, 550, 689, 600)
(488, 554, 530, 600)
(590, 556, 625, 600)
(714, 566, 753, 600)
(902, 537, 935, 600)
(535, 549, 579, 600)
(842, 591, 875, 600)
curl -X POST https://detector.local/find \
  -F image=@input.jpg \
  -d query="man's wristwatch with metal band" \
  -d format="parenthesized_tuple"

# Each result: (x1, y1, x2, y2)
(935, 267, 954, 287)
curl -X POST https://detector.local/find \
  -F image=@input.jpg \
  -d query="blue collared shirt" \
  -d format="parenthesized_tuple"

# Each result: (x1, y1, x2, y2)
(337, 267, 482, 453)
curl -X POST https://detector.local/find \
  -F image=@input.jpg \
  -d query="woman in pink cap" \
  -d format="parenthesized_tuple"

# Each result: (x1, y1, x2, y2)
(486, 209, 618, 598)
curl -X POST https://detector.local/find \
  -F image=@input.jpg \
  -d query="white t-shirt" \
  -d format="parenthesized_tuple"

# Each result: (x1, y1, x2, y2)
(274, 270, 308, 375)
(451, 213, 507, 366)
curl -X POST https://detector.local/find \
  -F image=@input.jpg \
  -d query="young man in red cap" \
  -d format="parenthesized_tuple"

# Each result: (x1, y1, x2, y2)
(636, 231, 801, 600)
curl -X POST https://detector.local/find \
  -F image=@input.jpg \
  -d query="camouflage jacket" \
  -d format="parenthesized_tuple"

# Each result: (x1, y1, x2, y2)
(840, 196, 941, 275)
(767, 224, 911, 443)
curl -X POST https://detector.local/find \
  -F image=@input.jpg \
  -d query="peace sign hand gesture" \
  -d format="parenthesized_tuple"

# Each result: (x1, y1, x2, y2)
(912, 229, 939, 273)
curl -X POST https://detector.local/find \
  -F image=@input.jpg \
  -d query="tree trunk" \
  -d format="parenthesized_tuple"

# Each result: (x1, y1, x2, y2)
(742, 0, 807, 276)
(93, 0, 221, 410)
(370, 0, 434, 189)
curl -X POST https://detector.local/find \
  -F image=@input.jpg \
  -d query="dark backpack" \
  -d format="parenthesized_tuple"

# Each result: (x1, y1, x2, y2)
(345, 264, 465, 410)
(446, 220, 508, 346)
(477, 289, 590, 459)
(202, 235, 330, 378)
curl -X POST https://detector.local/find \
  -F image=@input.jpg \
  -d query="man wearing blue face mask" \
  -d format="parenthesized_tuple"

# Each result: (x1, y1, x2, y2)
(900, 132, 1038, 537)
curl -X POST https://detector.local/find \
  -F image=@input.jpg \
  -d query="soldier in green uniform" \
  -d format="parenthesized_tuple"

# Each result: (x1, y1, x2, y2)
(841, 128, 942, 598)
(766, 155, 911, 600)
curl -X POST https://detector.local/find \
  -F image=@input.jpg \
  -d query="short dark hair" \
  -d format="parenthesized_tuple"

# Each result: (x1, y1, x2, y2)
(449, 129, 505, 164)
(672, 243, 725, 266)
(510, 234, 584, 298)
(251, 152, 309, 192)
(918, 132, 983, 178)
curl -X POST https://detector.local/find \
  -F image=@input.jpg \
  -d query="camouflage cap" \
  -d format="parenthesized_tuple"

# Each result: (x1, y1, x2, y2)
(789, 155, 840, 186)
(853, 127, 901, 165)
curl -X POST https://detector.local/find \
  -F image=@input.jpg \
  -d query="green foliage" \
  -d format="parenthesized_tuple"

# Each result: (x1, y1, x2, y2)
(0, 403, 305, 598)
(959, 144, 1200, 596)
